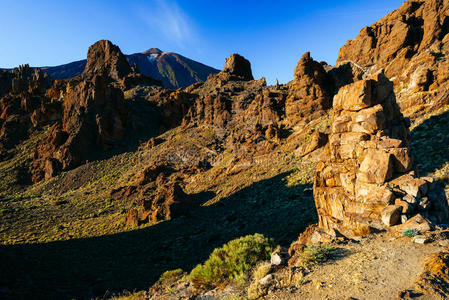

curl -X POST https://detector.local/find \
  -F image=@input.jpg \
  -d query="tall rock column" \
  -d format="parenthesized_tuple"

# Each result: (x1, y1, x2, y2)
(314, 71, 446, 238)
(285, 52, 332, 127)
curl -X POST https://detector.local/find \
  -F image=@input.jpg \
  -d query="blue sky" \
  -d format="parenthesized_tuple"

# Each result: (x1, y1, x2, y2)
(0, 0, 404, 84)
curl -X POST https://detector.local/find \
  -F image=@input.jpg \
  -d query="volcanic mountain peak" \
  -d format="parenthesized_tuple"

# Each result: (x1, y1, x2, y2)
(143, 48, 163, 55)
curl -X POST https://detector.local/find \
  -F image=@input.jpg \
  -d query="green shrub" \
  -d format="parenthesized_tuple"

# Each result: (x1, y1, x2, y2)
(189, 234, 276, 289)
(299, 245, 334, 268)
(403, 229, 419, 237)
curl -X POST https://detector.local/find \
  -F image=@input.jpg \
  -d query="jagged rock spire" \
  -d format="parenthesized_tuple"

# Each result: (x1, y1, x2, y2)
(221, 53, 254, 81)
(83, 40, 132, 81)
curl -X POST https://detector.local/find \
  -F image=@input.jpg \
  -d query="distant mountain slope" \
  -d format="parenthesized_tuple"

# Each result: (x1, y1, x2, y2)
(39, 48, 219, 89)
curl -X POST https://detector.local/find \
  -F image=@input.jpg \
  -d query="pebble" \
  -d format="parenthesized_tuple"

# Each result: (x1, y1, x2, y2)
(439, 240, 449, 246)
(259, 274, 273, 286)
(314, 281, 325, 290)
(413, 235, 429, 244)
(271, 253, 283, 266)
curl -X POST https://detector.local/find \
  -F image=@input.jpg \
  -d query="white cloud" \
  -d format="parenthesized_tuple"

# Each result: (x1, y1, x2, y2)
(138, 0, 196, 47)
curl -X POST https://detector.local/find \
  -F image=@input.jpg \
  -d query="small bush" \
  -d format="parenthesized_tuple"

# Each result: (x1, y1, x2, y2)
(110, 290, 145, 300)
(247, 280, 265, 299)
(189, 234, 276, 289)
(222, 296, 248, 300)
(299, 245, 334, 268)
(158, 268, 185, 284)
(252, 262, 272, 281)
(246, 262, 272, 300)
(403, 229, 419, 237)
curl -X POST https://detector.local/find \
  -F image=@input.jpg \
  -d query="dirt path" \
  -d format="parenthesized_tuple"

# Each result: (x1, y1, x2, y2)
(270, 232, 445, 300)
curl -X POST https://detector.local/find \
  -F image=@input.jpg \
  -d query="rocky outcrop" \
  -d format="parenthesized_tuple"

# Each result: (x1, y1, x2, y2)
(11, 65, 49, 95)
(83, 40, 132, 81)
(337, 0, 449, 121)
(0, 70, 12, 98)
(30, 40, 164, 182)
(182, 52, 338, 161)
(111, 163, 193, 225)
(183, 54, 288, 158)
(338, 0, 448, 68)
(0, 65, 56, 155)
(30, 81, 65, 127)
(311, 71, 447, 238)
(220, 53, 254, 81)
(142, 180, 192, 224)
(82, 40, 161, 89)
(286, 52, 333, 126)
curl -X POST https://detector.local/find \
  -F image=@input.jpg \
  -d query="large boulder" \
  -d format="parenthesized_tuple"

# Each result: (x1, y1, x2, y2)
(142, 181, 193, 224)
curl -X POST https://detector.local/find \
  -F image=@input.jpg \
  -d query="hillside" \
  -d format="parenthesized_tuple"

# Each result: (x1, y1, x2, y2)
(1, 1, 449, 299)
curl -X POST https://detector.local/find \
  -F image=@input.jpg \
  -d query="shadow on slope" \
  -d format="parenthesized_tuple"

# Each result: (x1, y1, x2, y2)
(411, 110, 449, 177)
(0, 172, 316, 299)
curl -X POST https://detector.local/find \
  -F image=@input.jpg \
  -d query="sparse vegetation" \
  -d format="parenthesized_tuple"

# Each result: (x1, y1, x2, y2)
(403, 229, 420, 237)
(108, 290, 145, 300)
(246, 261, 273, 300)
(296, 277, 305, 286)
(222, 296, 249, 300)
(189, 234, 276, 289)
(298, 245, 335, 268)
(157, 268, 185, 284)
(0, 125, 316, 298)
(252, 262, 272, 281)
(247, 280, 265, 300)
(411, 108, 449, 177)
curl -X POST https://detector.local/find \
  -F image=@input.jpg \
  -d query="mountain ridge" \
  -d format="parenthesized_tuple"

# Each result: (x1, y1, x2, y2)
(3, 49, 220, 90)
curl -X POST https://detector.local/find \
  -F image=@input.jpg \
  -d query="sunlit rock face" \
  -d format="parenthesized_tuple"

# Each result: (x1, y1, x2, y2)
(314, 70, 448, 238)
(337, 0, 449, 122)
(220, 53, 254, 81)
(30, 40, 166, 182)
(285, 52, 333, 127)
